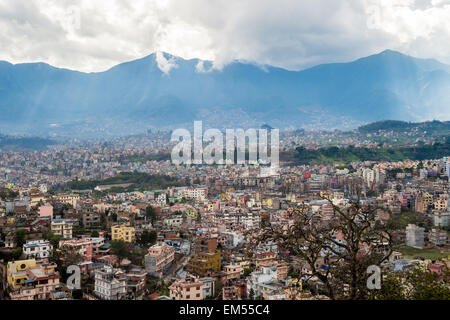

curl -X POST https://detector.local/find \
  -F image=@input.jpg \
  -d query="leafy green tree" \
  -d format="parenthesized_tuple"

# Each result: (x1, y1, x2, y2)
(137, 230, 157, 246)
(243, 268, 254, 278)
(406, 267, 450, 300)
(146, 206, 158, 224)
(46, 232, 62, 248)
(14, 229, 27, 248)
(12, 247, 23, 260)
(110, 240, 130, 260)
(248, 288, 255, 300)
(375, 273, 406, 300)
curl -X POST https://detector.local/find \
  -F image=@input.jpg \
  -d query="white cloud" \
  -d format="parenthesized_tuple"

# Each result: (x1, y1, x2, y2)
(0, 0, 449, 72)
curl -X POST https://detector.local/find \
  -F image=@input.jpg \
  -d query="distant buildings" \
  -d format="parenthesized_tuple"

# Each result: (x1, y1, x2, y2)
(181, 187, 207, 201)
(246, 265, 282, 298)
(58, 237, 106, 261)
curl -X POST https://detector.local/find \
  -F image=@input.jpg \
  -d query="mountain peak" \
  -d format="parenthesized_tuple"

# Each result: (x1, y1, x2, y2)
(378, 49, 405, 56)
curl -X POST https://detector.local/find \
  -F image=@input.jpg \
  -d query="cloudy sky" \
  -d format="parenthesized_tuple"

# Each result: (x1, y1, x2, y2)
(0, 0, 450, 72)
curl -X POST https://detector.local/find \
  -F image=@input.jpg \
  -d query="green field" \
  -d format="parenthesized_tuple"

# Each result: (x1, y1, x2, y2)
(395, 246, 449, 260)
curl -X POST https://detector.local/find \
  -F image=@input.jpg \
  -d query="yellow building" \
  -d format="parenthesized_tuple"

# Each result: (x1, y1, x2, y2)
(7, 259, 37, 289)
(187, 250, 221, 276)
(112, 224, 136, 243)
(262, 198, 273, 207)
(51, 219, 73, 239)
(186, 210, 198, 219)
(424, 192, 434, 206)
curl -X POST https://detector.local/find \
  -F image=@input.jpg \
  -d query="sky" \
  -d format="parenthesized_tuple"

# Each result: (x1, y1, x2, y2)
(0, 0, 450, 72)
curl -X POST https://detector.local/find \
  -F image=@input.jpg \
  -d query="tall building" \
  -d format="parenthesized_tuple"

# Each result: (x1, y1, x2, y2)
(443, 156, 450, 178)
(406, 224, 425, 249)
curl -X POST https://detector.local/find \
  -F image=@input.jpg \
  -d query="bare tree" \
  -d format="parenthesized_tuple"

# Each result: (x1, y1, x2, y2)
(250, 197, 393, 300)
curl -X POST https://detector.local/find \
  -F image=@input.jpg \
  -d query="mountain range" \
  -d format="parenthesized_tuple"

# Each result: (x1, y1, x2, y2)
(1, 49, 449, 137)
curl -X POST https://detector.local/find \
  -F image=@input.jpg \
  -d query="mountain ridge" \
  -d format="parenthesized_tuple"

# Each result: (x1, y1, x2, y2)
(1, 49, 450, 137)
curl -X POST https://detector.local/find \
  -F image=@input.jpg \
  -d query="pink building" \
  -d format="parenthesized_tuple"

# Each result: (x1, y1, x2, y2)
(38, 204, 53, 219)
(59, 238, 94, 261)
(169, 277, 204, 300)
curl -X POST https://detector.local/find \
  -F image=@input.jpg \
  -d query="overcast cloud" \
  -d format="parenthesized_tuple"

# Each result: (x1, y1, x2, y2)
(0, 0, 449, 72)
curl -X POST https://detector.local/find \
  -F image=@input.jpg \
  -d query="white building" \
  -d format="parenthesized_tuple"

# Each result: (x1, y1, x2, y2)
(443, 156, 450, 178)
(199, 277, 215, 299)
(221, 231, 245, 249)
(23, 240, 53, 259)
(181, 187, 207, 201)
(429, 229, 448, 246)
(94, 266, 127, 300)
(433, 211, 450, 227)
(246, 266, 279, 297)
(406, 224, 425, 249)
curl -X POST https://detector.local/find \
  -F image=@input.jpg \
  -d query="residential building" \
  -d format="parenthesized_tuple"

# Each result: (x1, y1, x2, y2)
(23, 240, 52, 259)
(199, 277, 215, 299)
(51, 219, 73, 239)
(187, 250, 221, 277)
(7, 260, 60, 300)
(169, 276, 204, 300)
(429, 228, 448, 246)
(111, 224, 135, 243)
(433, 211, 450, 227)
(94, 265, 127, 300)
(126, 267, 147, 298)
(144, 242, 175, 277)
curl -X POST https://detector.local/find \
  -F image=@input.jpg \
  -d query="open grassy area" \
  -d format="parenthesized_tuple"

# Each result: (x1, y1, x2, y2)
(389, 211, 417, 230)
(395, 246, 449, 260)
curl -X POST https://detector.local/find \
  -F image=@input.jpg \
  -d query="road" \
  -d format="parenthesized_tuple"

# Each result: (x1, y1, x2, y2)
(163, 255, 190, 281)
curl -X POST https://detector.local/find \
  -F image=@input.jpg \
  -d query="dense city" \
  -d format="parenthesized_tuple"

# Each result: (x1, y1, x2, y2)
(0, 125, 449, 301)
